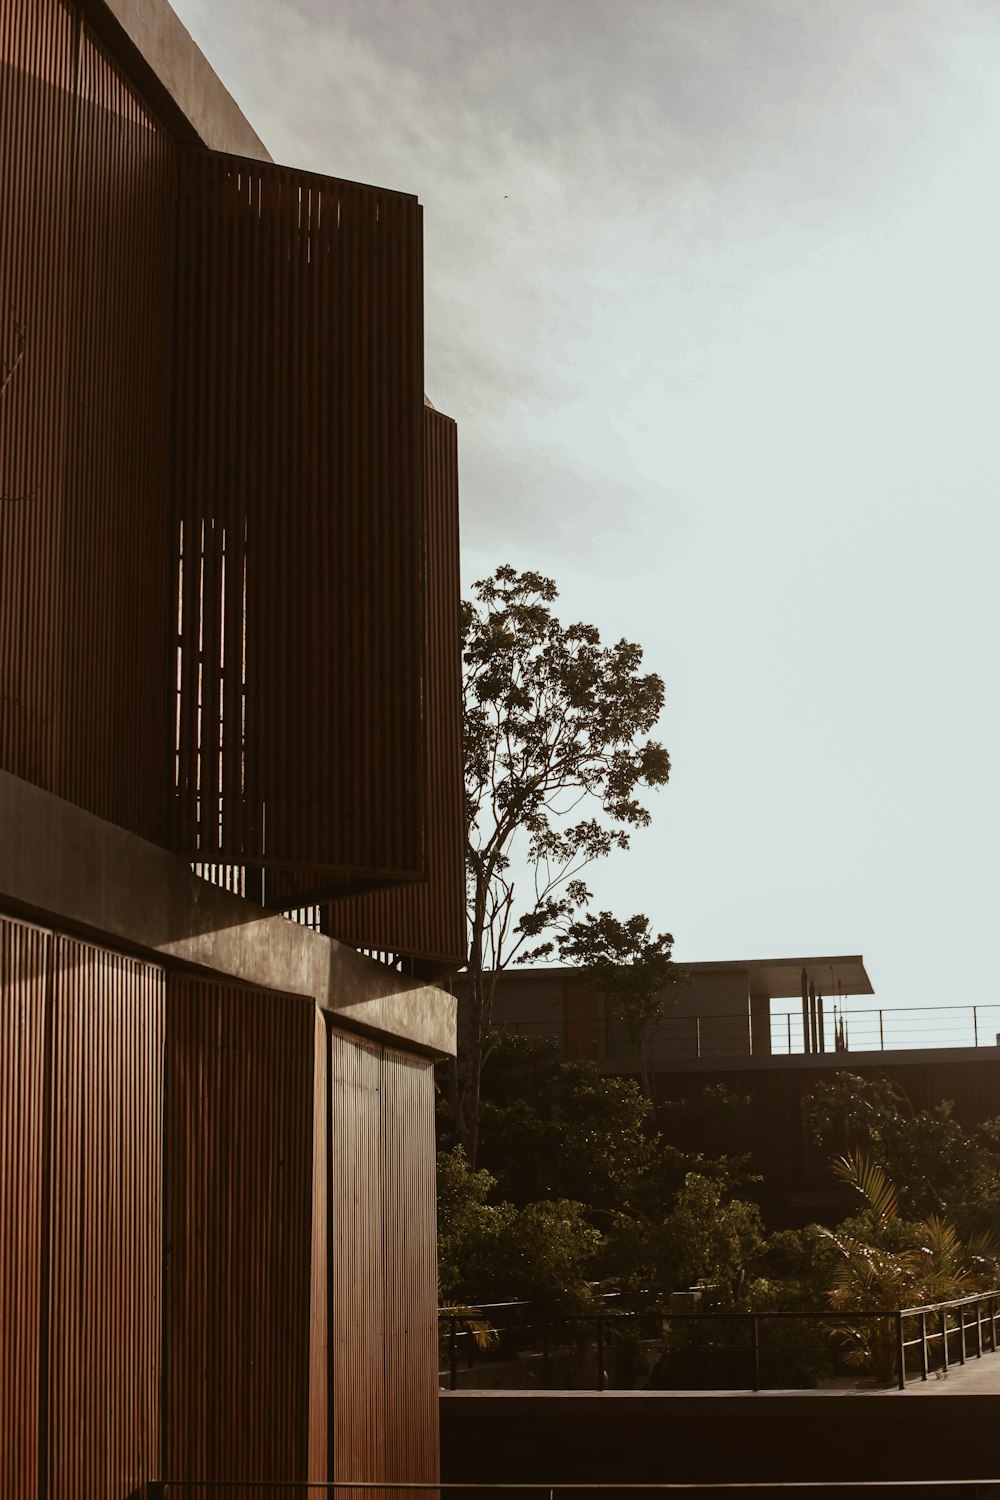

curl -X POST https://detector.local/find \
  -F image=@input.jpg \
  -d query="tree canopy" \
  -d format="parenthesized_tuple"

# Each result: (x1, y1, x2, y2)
(456, 564, 670, 1162)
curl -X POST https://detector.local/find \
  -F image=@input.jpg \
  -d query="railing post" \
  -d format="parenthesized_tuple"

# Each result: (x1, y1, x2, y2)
(449, 1315, 458, 1391)
(597, 1315, 605, 1391)
(896, 1311, 906, 1389)
(941, 1308, 949, 1374)
(974, 1005, 979, 1047)
(752, 1314, 761, 1391)
(920, 1310, 928, 1381)
(976, 1297, 983, 1359)
(879, 1009, 885, 1050)
(786, 1013, 792, 1054)
(958, 1304, 966, 1365)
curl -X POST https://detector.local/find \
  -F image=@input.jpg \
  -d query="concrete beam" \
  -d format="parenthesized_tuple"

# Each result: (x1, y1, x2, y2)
(0, 772, 455, 1058)
(81, 0, 271, 159)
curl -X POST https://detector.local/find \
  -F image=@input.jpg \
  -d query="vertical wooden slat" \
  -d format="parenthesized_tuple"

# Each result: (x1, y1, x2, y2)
(382, 1046, 440, 1495)
(47, 932, 164, 1497)
(330, 1028, 386, 1498)
(174, 152, 426, 889)
(0, 0, 76, 797)
(330, 1028, 441, 1499)
(309, 1006, 330, 1484)
(164, 973, 316, 1497)
(321, 403, 466, 973)
(0, 0, 175, 845)
(0, 915, 49, 1500)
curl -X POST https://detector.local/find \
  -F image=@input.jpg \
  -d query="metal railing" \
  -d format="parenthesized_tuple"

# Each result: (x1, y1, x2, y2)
(439, 1292, 1000, 1393)
(499, 1003, 1000, 1060)
(155, 1483, 1000, 1495)
(770, 1003, 1000, 1057)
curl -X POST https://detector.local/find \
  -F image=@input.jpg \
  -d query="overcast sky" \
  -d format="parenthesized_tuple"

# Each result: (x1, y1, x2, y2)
(172, 0, 1000, 1023)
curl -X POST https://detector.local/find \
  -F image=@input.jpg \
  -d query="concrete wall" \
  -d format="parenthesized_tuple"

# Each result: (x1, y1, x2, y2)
(442, 1388, 1000, 1493)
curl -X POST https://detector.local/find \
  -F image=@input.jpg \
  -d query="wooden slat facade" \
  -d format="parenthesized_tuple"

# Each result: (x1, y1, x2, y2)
(3, 0, 457, 1486)
(0, 1, 176, 846)
(330, 1029, 440, 1497)
(0, 917, 48, 1500)
(1, 0, 466, 970)
(47, 936, 164, 1497)
(163, 973, 318, 1494)
(173, 151, 426, 891)
(0, 915, 164, 1498)
(321, 404, 467, 976)
(0, 912, 443, 1495)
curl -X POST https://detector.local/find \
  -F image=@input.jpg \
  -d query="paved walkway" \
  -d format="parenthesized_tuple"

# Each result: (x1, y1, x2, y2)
(876, 1350, 1000, 1395)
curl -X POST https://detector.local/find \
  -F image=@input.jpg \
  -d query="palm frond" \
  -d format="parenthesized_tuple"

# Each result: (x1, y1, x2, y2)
(831, 1148, 898, 1227)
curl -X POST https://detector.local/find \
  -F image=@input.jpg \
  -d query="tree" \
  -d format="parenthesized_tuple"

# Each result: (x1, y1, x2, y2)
(435, 1145, 601, 1312)
(457, 565, 669, 1163)
(804, 1072, 1000, 1235)
(557, 910, 683, 1097)
(465, 1033, 657, 1211)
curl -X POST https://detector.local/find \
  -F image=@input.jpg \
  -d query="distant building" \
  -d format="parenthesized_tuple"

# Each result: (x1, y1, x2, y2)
(483, 955, 874, 1064)
(1, 0, 462, 1492)
(478, 958, 1000, 1226)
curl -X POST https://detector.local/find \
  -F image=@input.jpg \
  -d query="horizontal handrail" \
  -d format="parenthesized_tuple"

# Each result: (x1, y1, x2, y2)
(440, 1291, 1000, 1392)
(157, 1482, 1000, 1491)
(157, 1480, 1000, 1492)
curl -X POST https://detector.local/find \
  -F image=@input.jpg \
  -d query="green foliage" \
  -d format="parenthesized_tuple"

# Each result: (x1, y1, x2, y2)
(602, 1172, 766, 1309)
(805, 1073, 1000, 1235)
(554, 910, 684, 1095)
(435, 1145, 600, 1312)
(499, 1200, 603, 1312)
(436, 1147, 516, 1305)
(816, 1148, 1000, 1382)
(658, 1174, 766, 1305)
(474, 1034, 656, 1212)
(655, 1084, 755, 1185)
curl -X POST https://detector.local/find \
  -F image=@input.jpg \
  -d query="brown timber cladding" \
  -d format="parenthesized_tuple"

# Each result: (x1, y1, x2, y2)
(330, 1028, 440, 1497)
(173, 150, 426, 891)
(2, 0, 466, 966)
(0, 0, 175, 846)
(163, 974, 317, 1492)
(47, 935, 164, 1497)
(0, 917, 47, 1500)
(0, 913, 164, 1499)
(321, 404, 467, 975)
(1, 912, 442, 1495)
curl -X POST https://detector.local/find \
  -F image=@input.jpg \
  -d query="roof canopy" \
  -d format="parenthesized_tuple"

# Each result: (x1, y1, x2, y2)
(682, 955, 873, 999)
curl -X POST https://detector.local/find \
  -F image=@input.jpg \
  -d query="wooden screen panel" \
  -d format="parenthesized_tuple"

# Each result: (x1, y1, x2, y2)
(174, 150, 426, 888)
(330, 1028, 440, 1496)
(0, 1, 176, 844)
(309, 1008, 330, 1484)
(0, 0, 78, 794)
(0, 915, 49, 1500)
(48, 933, 164, 1497)
(319, 404, 467, 975)
(56, 21, 176, 843)
(382, 1046, 439, 1492)
(164, 974, 317, 1495)
(330, 1029, 386, 1492)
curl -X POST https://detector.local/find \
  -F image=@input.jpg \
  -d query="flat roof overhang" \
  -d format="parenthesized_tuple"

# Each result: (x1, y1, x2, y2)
(679, 955, 874, 1000)
(481, 955, 874, 1000)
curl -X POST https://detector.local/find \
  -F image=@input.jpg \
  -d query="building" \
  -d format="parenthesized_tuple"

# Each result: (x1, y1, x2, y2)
(484, 955, 875, 1064)
(480, 958, 1000, 1225)
(1, 0, 463, 1493)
